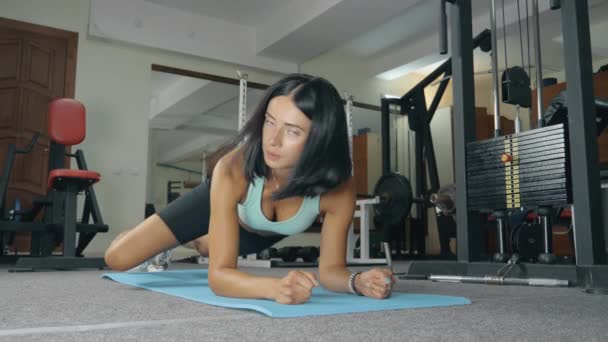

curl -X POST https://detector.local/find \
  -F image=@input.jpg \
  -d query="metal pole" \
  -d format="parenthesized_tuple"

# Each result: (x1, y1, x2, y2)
(514, 107, 522, 133)
(542, 216, 552, 254)
(532, 0, 544, 127)
(490, 0, 502, 136)
(201, 151, 208, 181)
(381, 98, 391, 175)
(497, 218, 506, 254)
(344, 93, 354, 175)
(429, 275, 570, 287)
(237, 71, 248, 130)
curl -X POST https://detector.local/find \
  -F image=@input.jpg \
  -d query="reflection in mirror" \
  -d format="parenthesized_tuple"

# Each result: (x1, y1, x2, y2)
(147, 70, 264, 209)
(350, 105, 383, 197)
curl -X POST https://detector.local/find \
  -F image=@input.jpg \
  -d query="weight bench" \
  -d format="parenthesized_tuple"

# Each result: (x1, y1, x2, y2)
(346, 196, 387, 264)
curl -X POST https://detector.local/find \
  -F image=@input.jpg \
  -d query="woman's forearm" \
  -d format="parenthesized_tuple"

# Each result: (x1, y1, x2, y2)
(208, 267, 279, 300)
(319, 265, 352, 293)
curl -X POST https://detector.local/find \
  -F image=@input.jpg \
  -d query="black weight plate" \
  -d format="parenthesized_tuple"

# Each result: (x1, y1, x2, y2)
(467, 152, 567, 172)
(467, 158, 567, 180)
(511, 222, 542, 261)
(373, 173, 413, 225)
(467, 132, 566, 155)
(467, 124, 565, 151)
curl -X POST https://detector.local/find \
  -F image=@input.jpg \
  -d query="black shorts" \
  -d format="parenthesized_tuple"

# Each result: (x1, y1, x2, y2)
(158, 180, 286, 256)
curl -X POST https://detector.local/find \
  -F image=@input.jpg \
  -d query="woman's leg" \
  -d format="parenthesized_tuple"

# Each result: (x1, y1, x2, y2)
(104, 214, 178, 271)
(185, 230, 281, 258)
(105, 181, 213, 270)
(183, 235, 210, 257)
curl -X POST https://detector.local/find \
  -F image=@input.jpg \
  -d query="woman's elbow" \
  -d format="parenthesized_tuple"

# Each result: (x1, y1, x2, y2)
(318, 269, 334, 287)
(207, 268, 226, 296)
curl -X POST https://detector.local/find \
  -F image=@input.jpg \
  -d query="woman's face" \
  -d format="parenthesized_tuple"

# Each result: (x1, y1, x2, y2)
(262, 95, 312, 172)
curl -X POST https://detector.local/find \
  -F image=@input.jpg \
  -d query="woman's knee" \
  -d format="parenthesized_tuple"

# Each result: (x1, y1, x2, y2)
(104, 229, 143, 271)
(104, 244, 131, 271)
(185, 235, 209, 256)
(104, 216, 179, 270)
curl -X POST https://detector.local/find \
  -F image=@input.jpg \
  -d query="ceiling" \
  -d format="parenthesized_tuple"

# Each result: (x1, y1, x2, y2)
(87, 0, 608, 163)
(144, 0, 291, 27)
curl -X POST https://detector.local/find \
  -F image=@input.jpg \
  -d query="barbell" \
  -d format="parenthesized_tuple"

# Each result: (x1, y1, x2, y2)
(362, 173, 456, 225)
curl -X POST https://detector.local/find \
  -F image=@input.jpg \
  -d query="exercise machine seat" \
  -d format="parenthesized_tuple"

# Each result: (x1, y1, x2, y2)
(47, 169, 100, 192)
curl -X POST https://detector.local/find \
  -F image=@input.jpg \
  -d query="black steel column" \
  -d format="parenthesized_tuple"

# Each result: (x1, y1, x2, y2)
(63, 186, 77, 257)
(561, 0, 605, 265)
(451, 0, 480, 261)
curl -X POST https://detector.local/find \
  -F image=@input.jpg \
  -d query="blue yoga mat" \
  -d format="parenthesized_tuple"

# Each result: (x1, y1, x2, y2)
(103, 269, 470, 318)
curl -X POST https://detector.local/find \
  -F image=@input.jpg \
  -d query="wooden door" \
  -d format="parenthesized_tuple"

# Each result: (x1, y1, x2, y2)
(0, 18, 77, 250)
(475, 107, 493, 140)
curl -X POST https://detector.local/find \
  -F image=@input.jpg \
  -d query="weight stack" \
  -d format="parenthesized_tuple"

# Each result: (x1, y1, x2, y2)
(466, 124, 572, 211)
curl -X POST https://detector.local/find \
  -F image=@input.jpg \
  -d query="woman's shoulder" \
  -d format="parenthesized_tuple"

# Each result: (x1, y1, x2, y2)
(214, 146, 244, 173)
(211, 147, 248, 194)
(319, 176, 356, 214)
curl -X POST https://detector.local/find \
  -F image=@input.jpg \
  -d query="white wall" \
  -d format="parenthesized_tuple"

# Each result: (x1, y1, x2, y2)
(301, 50, 423, 105)
(1, 0, 284, 256)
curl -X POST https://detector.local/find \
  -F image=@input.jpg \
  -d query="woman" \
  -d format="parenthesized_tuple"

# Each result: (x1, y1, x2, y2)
(105, 74, 395, 305)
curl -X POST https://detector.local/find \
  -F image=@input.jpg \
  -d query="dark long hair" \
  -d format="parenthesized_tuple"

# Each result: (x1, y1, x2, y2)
(207, 74, 352, 200)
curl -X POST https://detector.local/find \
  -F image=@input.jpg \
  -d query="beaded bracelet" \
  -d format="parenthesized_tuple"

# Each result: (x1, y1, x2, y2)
(348, 271, 363, 296)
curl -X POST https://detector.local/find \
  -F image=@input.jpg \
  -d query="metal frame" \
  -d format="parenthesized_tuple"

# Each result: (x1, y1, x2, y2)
(0, 133, 40, 218)
(0, 139, 108, 270)
(12, 148, 108, 270)
(445, 0, 605, 265)
(404, 0, 607, 289)
(74, 150, 107, 255)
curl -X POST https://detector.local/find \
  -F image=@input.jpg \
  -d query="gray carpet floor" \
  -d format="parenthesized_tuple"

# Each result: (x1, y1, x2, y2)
(1, 261, 607, 342)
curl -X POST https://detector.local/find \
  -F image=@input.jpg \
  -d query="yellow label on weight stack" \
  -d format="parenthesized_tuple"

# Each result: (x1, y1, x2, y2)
(504, 137, 521, 208)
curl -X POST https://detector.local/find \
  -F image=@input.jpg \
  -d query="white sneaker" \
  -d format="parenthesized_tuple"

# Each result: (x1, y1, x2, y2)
(146, 249, 173, 272)
(127, 248, 173, 272)
(146, 263, 168, 272)
(127, 259, 150, 272)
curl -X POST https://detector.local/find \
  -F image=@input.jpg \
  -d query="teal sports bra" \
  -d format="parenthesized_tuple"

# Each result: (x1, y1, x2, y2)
(237, 176, 320, 236)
